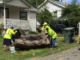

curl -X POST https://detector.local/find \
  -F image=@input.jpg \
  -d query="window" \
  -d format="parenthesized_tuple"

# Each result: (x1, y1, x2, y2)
(0, 7, 9, 18)
(0, 9, 3, 18)
(20, 11, 27, 20)
(53, 11, 57, 19)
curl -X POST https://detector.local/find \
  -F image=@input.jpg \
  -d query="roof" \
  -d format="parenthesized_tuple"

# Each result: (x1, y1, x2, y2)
(38, 0, 67, 9)
(25, 7, 38, 12)
(3, 0, 11, 3)
(49, 0, 67, 7)
(3, 0, 38, 12)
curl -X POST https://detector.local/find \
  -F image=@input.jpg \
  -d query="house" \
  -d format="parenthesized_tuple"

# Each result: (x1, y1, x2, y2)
(0, 0, 38, 35)
(38, 0, 67, 18)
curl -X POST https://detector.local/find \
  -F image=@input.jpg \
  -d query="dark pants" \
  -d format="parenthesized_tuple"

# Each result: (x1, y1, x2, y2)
(51, 38, 56, 48)
(3, 39, 11, 46)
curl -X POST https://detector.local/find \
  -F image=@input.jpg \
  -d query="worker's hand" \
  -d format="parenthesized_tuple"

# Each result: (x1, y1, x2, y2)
(45, 32, 48, 35)
(45, 33, 48, 35)
(13, 29, 17, 33)
(15, 31, 17, 33)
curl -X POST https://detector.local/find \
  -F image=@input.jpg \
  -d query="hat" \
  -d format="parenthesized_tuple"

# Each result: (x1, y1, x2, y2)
(10, 26, 14, 29)
(43, 22, 47, 25)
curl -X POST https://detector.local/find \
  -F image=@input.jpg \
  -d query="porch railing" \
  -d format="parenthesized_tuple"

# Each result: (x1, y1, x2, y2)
(0, 18, 4, 29)
(5, 18, 29, 30)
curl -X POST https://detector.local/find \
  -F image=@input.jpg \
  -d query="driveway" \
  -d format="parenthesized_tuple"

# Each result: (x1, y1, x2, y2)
(26, 46, 80, 60)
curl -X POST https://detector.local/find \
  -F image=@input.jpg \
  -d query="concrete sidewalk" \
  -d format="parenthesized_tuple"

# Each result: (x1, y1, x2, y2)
(26, 46, 80, 60)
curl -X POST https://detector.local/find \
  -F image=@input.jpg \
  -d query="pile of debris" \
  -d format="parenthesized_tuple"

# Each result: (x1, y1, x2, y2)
(13, 29, 50, 49)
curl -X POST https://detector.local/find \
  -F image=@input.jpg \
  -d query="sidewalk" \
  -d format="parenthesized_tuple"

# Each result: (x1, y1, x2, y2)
(26, 46, 80, 60)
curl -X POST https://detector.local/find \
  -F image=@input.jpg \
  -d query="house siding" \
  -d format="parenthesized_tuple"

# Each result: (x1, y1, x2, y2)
(0, 0, 3, 3)
(39, 2, 64, 18)
(9, 7, 19, 19)
(9, 7, 28, 19)
(29, 12, 36, 32)
(46, 2, 62, 12)
(46, 2, 62, 18)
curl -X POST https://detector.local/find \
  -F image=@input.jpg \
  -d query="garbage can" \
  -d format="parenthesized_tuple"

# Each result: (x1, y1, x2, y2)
(12, 28, 26, 42)
(62, 27, 75, 44)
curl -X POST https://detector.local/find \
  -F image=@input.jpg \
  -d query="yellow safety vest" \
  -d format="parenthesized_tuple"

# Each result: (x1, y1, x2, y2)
(48, 29, 57, 39)
(42, 25, 51, 33)
(4, 28, 15, 39)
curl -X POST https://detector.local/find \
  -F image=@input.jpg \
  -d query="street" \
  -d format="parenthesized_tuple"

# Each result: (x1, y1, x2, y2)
(26, 46, 80, 60)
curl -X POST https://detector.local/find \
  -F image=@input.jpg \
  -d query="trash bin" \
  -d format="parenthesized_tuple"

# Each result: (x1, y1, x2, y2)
(12, 28, 26, 42)
(62, 27, 75, 44)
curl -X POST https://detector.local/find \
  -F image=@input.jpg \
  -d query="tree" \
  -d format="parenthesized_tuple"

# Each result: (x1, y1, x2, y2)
(71, 0, 77, 5)
(26, 0, 44, 8)
(37, 9, 53, 26)
(62, 4, 80, 27)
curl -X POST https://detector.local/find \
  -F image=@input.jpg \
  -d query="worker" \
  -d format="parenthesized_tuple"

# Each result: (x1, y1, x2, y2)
(46, 28, 57, 49)
(3, 26, 17, 51)
(41, 22, 52, 41)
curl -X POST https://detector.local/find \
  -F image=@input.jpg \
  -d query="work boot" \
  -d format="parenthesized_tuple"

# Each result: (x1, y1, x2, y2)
(55, 45, 59, 47)
(50, 48, 54, 50)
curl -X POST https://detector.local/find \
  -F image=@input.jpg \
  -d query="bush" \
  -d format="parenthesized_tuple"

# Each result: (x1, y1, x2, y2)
(37, 8, 53, 26)
(68, 16, 80, 27)
(49, 20, 58, 25)
(62, 4, 80, 27)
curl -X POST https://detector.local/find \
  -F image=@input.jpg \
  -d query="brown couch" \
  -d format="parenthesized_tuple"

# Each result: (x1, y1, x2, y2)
(14, 32, 50, 49)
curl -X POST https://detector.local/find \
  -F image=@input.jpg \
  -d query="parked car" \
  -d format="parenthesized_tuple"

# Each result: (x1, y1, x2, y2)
(50, 24, 66, 33)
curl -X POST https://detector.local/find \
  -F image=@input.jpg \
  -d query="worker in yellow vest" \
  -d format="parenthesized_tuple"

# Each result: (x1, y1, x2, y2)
(3, 26, 17, 51)
(42, 22, 51, 33)
(41, 22, 52, 41)
(46, 28, 57, 48)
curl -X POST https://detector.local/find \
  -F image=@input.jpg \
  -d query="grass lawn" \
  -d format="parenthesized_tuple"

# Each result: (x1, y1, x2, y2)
(0, 33, 79, 60)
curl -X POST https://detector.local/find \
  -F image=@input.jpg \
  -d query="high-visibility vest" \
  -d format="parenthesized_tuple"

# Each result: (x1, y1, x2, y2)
(4, 28, 15, 39)
(48, 29, 57, 39)
(42, 25, 51, 33)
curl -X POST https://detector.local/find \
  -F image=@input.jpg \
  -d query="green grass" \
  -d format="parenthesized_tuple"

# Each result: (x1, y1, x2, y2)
(0, 34, 79, 60)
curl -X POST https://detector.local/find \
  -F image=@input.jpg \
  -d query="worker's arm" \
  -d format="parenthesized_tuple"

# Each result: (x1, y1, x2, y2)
(13, 31, 17, 35)
(12, 29, 17, 35)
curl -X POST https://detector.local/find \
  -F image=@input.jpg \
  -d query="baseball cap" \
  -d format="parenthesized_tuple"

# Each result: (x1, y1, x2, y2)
(10, 26, 14, 29)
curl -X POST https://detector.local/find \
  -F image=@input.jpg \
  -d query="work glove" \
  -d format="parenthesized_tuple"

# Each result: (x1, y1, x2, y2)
(14, 29, 17, 33)
(15, 30, 17, 33)
(45, 33, 48, 35)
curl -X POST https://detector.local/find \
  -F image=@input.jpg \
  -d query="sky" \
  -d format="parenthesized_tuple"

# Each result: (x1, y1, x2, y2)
(59, 0, 80, 4)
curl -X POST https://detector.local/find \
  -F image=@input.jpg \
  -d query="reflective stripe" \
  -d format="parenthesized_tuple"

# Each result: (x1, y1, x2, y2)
(5, 29, 11, 36)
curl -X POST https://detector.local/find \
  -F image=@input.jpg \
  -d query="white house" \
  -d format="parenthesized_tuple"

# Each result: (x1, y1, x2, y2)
(0, 0, 38, 35)
(38, 0, 67, 18)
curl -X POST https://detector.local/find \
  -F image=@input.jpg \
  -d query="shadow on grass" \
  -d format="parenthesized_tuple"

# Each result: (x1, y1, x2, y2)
(15, 44, 51, 51)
